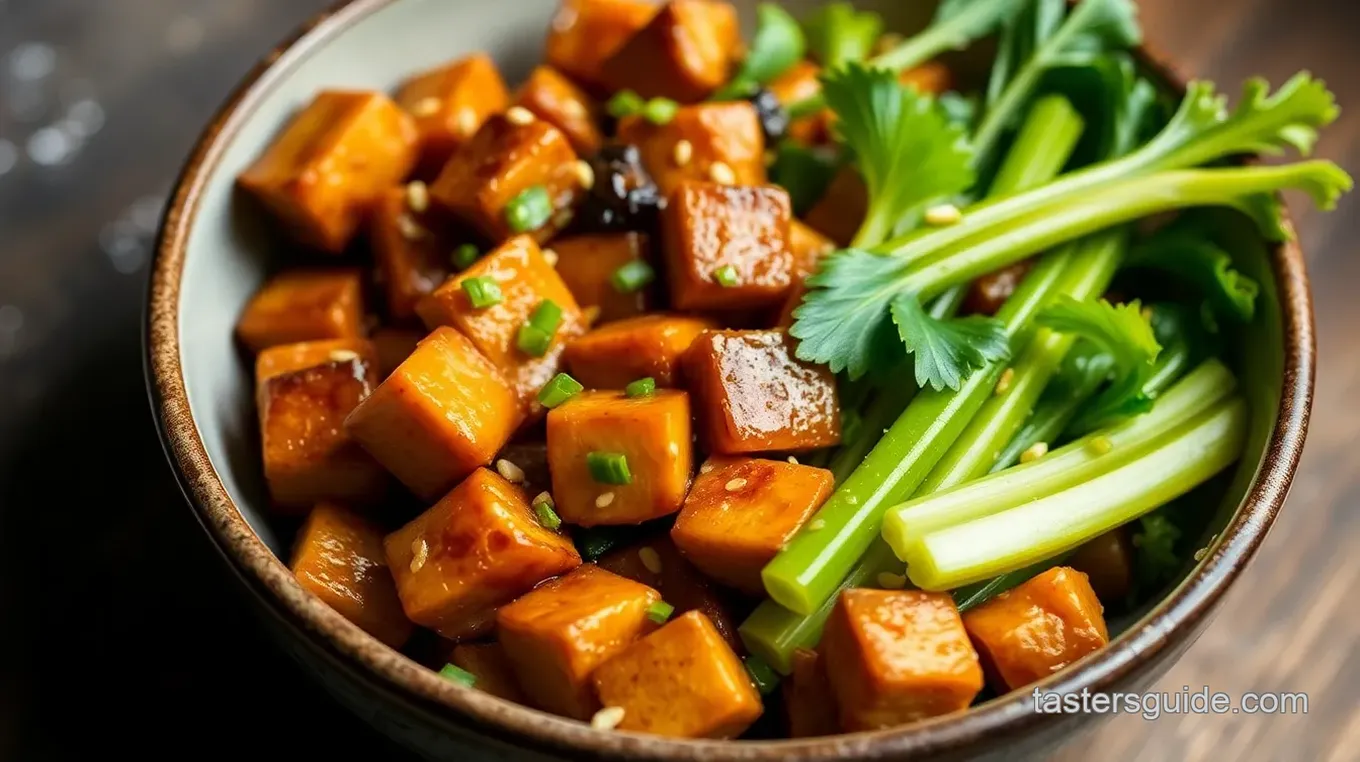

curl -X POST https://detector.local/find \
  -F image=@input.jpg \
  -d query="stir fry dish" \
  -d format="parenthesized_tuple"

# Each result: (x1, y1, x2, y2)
(232, 0, 1350, 741)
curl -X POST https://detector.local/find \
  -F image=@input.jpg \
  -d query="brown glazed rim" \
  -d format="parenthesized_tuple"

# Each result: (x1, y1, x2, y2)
(145, 1, 1316, 759)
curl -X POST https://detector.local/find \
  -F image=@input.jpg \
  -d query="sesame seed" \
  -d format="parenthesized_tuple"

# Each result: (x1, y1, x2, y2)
(1020, 442, 1049, 463)
(924, 204, 963, 226)
(591, 706, 626, 730)
(725, 477, 748, 492)
(533, 491, 553, 507)
(496, 459, 527, 483)
(807, 519, 825, 532)
(875, 32, 905, 56)
(787, 456, 799, 465)
(406, 180, 429, 213)
(572, 159, 595, 190)
(506, 106, 536, 125)
(638, 547, 663, 574)
(410, 538, 429, 573)
(328, 349, 359, 362)
(1193, 546, 1208, 562)
(455, 107, 478, 136)
(1088, 435, 1114, 455)
(561, 98, 588, 120)
(994, 367, 1015, 396)
(397, 214, 427, 240)
(581, 305, 601, 325)
(877, 572, 907, 590)
(412, 97, 441, 117)
(708, 161, 736, 185)
(542, 248, 559, 267)
(1141, 305, 1155, 322)
(672, 140, 693, 166)
(596, 492, 615, 508)
(699, 462, 714, 474)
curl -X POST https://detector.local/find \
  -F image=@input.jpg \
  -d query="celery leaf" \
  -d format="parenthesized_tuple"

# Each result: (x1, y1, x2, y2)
(1128, 225, 1260, 323)
(790, 248, 910, 379)
(1039, 296, 1162, 430)
(889, 295, 1010, 392)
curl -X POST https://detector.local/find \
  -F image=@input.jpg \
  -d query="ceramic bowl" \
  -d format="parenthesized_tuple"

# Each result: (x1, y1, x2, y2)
(145, 0, 1315, 759)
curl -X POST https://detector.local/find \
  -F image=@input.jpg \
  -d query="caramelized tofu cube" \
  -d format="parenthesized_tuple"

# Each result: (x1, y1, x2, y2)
(345, 326, 521, 501)
(962, 261, 1034, 317)
(450, 642, 531, 703)
(592, 611, 762, 739)
(515, 66, 604, 156)
(384, 468, 581, 639)
(370, 327, 423, 379)
(683, 330, 840, 454)
(597, 538, 742, 652)
(545, 390, 692, 526)
(900, 61, 954, 96)
(497, 565, 661, 719)
(238, 91, 417, 253)
(258, 350, 389, 510)
(603, 0, 740, 103)
(789, 219, 837, 281)
(662, 181, 793, 312)
(551, 233, 652, 324)
(961, 567, 1110, 693)
(396, 53, 509, 174)
(429, 113, 585, 244)
(416, 235, 586, 416)
(290, 502, 414, 649)
(783, 648, 840, 738)
(822, 590, 984, 731)
(563, 314, 716, 390)
(255, 338, 377, 383)
(546, 0, 659, 93)
(769, 61, 832, 146)
(1068, 528, 1134, 603)
(371, 186, 451, 322)
(617, 102, 766, 196)
(671, 456, 834, 596)
(236, 269, 366, 354)
(803, 165, 867, 248)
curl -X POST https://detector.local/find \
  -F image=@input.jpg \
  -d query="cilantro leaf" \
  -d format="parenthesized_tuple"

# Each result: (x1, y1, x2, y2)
(790, 248, 908, 379)
(717, 3, 806, 99)
(1128, 223, 1260, 323)
(1130, 508, 1184, 596)
(803, 2, 883, 69)
(1039, 296, 1162, 432)
(820, 63, 975, 247)
(890, 295, 1010, 391)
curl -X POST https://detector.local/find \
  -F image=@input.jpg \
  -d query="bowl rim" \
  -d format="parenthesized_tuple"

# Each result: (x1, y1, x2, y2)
(144, 0, 1317, 758)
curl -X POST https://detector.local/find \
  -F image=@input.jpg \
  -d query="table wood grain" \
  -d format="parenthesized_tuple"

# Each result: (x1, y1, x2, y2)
(0, 0, 1354, 759)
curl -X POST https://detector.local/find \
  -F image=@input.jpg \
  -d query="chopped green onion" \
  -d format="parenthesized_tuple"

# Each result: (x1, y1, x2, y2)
(504, 185, 553, 233)
(452, 243, 480, 270)
(625, 377, 656, 398)
(611, 260, 655, 293)
(538, 372, 583, 408)
(607, 90, 646, 118)
(533, 497, 562, 530)
(529, 299, 563, 333)
(587, 452, 633, 485)
(517, 324, 553, 356)
(646, 600, 675, 624)
(642, 97, 680, 125)
(438, 663, 477, 687)
(462, 277, 502, 309)
(712, 265, 739, 287)
(743, 655, 781, 696)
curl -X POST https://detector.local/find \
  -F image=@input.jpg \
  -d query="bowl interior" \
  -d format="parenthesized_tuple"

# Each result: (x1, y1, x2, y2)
(169, 0, 1292, 753)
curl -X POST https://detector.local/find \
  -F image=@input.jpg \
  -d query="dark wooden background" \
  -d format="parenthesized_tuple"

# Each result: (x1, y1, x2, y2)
(0, 0, 1355, 759)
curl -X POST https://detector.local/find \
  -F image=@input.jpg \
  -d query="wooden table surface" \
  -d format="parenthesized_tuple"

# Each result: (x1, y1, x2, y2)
(0, 0, 1355, 759)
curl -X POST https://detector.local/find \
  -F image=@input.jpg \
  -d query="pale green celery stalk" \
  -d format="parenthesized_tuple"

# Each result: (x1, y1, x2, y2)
(904, 396, 1249, 590)
(882, 358, 1235, 555)
(917, 228, 1127, 493)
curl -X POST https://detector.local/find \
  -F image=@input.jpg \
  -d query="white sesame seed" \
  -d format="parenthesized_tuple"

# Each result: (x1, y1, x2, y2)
(506, 106, 536, 125)
(787, 456, 799, 465)
(1020, 441, 1049, 463)
(496, 459, 527, 483)
(596, 492, 615, 508)
(924, 204, 963, 226)
(725, 477, 748, 492)
(572, 159, 595, 190)
(591, 706, 626, 730)
(807, 519, 826, 532)
(1087, 435, 1114, 455)
(412, 97, 441, 117)
(397, 214, 427, 240)
(1193, 546, 1208, 562)
(410, 538, 429, 573)
(532, 491, 553, 507)
(708, 161, 736, 185)
(542, 248, 559, 267)
(581, 305, 602, 325)
(455, 106, 478, 136)
(406, 180, 429, 213)
(638, 547, 663, 574)
(994, 367, 1015, 396)
(328, 349, 359, 363)
(699, 462, 715, 474)
(561, 98, 588, 120)
(877, 572, 907, 590)
(672, 139, 693, 167)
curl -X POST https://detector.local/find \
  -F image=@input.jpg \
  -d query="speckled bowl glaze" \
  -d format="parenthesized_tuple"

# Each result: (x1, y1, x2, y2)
(144, 0, 1315, 759)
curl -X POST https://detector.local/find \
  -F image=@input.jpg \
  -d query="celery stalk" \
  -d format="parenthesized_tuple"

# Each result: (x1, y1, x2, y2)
(882, 358, 1236, 556)
(904, 396, 1249, 590)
